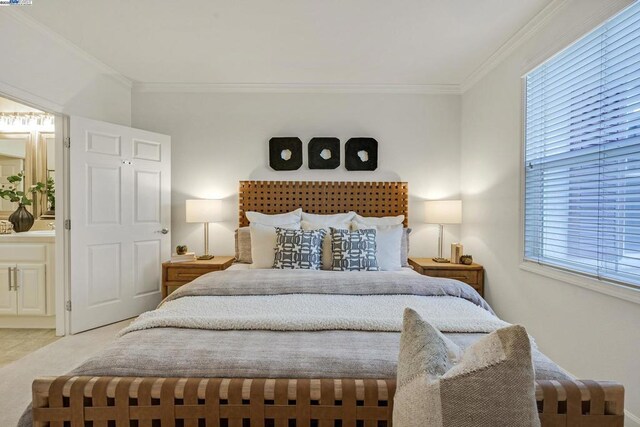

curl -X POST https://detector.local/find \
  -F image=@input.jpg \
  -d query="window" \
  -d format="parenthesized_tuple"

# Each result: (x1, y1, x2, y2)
(524, 2, 640, 289)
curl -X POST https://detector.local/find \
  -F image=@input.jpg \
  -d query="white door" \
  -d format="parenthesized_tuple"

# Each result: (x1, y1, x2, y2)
(70, 116, 171, 333)
(0, 263, 17, 315)
(16, 263, 46, 316)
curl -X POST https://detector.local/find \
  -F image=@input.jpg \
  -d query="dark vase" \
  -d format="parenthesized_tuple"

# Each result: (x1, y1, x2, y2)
(9, 204, 35, 232)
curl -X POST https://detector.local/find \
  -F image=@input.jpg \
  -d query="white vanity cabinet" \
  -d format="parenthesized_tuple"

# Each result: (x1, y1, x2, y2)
(0, 263, 18, 314)
(0, 263, 47, 315)
(0, 233, 55, 328)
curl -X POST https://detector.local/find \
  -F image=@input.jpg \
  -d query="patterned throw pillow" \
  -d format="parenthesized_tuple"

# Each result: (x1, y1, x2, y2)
(273, 228, 325, 269)
(394, 309, 540, 427)
(330, 227, 379, 271)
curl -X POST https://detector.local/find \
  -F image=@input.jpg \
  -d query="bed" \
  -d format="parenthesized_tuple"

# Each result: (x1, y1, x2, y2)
(25, 181, 624, 427)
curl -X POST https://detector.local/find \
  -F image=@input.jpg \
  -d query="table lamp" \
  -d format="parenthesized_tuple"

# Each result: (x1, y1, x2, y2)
(186, 199, 222, 260)
(425, 200, 462, 263)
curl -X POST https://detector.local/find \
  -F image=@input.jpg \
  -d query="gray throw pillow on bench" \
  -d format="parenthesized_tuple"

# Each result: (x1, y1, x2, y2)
(394, 309, 540, 427)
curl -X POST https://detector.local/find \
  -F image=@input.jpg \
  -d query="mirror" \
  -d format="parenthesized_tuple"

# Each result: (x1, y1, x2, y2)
(0, 99, 56, 221)
(0, 132, 31, 217)
(0, 130, 54, 220)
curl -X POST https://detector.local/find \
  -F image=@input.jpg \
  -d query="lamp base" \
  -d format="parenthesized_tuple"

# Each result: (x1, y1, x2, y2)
(197, 254, 215, 260)
(432, 257, 450, 263)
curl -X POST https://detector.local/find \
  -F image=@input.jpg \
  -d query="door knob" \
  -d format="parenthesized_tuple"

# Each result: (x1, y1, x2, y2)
(158, 228, 169, 234)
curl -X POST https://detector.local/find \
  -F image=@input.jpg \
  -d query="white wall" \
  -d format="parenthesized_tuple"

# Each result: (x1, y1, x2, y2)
(0, 10, 131, 125)
(460, 0, 640, 423)
(132, 91, 461, 257)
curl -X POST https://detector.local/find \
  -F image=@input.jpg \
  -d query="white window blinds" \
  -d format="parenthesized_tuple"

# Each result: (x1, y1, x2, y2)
(524, 2, 640, 288)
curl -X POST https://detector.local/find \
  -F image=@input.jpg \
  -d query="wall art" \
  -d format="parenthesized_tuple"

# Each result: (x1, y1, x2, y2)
(308, 137, 340, 169)
(345, 137, 378, 171)
(269, 137, 303, 171)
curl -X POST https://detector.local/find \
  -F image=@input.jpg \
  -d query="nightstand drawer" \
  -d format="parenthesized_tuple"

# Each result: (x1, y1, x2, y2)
(423, 269, 478, 284)
(409, 258, 485, 297)
(162, 256, 235, 298)
(166, 267, 220, 282)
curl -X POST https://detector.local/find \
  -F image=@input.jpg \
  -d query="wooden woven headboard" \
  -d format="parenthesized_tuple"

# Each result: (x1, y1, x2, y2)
(239, 181, 408, 227)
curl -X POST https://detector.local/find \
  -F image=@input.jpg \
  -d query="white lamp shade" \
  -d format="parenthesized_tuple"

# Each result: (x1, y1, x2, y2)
(425, 200, 462, 224)
(185, 199, 222, 223)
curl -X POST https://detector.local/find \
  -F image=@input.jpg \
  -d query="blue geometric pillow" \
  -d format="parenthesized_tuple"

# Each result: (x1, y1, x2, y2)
(273, 228, 325, 269)
(330, 227, 379, 271)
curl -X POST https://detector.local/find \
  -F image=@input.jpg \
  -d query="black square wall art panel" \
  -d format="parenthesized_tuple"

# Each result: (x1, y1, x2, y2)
(269, 137, 303, 171)
(345, 137, 378, 171)
(308, 137, 340, 169)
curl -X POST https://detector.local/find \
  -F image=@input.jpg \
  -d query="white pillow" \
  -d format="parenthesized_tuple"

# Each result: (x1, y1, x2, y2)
(249, 222, 300, 269)
(354, 213, 404, 226)
(301, 211, 355, 224)
(352, 220, 403, 271)
(302, 219, 351, 270)
(246, 208, 302, 226)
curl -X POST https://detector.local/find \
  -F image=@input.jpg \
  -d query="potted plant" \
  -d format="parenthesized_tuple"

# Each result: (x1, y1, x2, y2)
(0, 172, 35, 232)
(0, 172, 52, 232)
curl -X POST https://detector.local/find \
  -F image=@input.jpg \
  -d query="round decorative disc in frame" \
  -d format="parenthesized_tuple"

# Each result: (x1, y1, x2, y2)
(269, 137, 303, 171)
(308, 137, 340, 169)
(345, 137, 378, 171)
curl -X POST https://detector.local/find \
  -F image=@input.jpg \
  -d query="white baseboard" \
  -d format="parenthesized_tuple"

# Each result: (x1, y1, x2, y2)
(627, 411, 640, 426)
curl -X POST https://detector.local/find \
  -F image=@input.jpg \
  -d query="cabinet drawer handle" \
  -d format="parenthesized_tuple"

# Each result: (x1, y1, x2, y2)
(13, 267, 19, 289)
(7, 267, 12, 291)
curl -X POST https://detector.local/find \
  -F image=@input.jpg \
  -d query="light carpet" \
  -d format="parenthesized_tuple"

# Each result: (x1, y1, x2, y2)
(0, 319, 132, 427)
(0, 329, 59, 368)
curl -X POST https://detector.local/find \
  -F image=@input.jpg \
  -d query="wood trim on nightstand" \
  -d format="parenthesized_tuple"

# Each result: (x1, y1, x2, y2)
(408, 257, 485, 297)
(161, 256, 235, 298)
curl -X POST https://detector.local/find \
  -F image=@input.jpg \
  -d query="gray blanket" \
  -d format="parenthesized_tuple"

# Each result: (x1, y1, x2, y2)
(165, 268, 494, 312)
(71, 328, 569, 380)
(17, 269, 568, 427)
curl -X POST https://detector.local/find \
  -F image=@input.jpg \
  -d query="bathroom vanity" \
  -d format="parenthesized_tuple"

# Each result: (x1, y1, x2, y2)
(0, 230, 55, 328)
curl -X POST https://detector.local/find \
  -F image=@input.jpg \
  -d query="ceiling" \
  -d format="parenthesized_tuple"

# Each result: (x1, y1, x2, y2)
(21, 0, 554, 86)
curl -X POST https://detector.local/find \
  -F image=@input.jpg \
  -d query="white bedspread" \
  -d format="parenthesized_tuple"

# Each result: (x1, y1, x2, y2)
(120, 294, 510, 336)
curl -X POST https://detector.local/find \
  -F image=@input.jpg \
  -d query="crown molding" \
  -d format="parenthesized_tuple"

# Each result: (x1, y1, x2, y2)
(521, 0, 635, 76)
(4, 8, 133, 89)
(461, 0, 635, 93)
(133, 82, 462, 95)
(461, 0, 569, 93)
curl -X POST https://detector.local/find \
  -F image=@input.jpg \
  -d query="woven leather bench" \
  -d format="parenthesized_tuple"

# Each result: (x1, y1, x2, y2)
(31, 376, 624, 426)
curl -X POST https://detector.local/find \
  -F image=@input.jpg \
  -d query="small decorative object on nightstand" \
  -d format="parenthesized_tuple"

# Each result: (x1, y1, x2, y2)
(450, 243, 463, 264)
(424, 200, 462, 263)
(186, 199, 222, 260)
(162, 256, 234, 298)
(409, 257, 484, 297)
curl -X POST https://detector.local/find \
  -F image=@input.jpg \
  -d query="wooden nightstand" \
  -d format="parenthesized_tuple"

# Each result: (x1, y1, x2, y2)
(408, 257, 485, 297)
(162, 256, 235, 298)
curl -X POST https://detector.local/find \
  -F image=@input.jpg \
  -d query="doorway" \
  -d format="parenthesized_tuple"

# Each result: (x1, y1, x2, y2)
(0, 92, 172, 339)
(0, 95, 63, 364)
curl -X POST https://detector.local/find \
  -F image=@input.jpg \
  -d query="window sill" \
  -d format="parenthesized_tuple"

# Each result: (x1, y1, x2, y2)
(519, 261, 640, 305)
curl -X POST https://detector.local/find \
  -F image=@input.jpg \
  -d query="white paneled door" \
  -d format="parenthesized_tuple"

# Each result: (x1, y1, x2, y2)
(70, 116, 170, 333)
